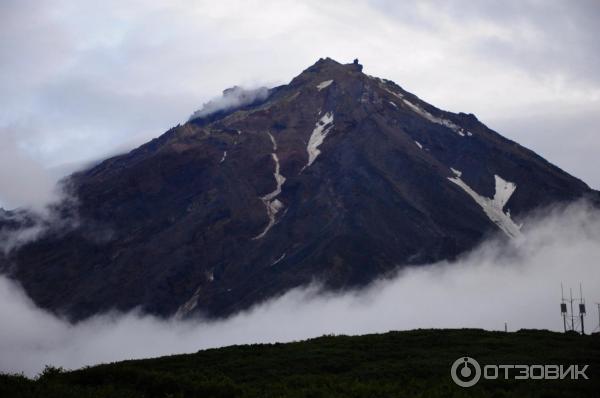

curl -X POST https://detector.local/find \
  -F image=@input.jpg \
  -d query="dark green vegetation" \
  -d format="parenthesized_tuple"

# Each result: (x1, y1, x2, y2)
(1, 329, 598, 397)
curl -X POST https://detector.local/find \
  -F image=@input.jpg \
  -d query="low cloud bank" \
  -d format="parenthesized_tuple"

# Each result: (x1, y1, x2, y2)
(188, 86, 270, 121)
(0, 190, 79, 254)
(1, 201, 599, 377)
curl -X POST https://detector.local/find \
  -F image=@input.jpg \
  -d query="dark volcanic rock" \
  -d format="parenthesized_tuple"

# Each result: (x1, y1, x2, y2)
(2, 57, 597, 320)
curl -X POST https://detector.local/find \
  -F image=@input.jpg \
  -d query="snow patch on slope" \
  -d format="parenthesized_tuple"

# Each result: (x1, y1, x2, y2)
(492, 175, 517, 210)
(253, 132, 287, 240)
(303, 112, 334, 170)
(175, 287, 202, 319)
(448, 172, 521, 238)
(379, 82, 473, 137)
(220, 151, 227, 163)
(401, 98, 471, 137)
(316, 80, 333, 91)
(414, 141, 423, 150)
(267, 131, 277, 150)
(383, 87, 404, 100)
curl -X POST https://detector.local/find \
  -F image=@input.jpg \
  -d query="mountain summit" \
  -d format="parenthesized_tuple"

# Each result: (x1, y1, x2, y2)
(1, 58, 597, 320)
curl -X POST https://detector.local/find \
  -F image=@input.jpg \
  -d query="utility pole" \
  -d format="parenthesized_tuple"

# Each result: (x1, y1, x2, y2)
(579, 284, 586, 335)
(560, 283, 588, 334)
(561, 283, 568, 332)
(570, 288, 575, 332)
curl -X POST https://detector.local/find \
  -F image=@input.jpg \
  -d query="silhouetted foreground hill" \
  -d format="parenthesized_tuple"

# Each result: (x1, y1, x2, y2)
(1, 329, 598, 397)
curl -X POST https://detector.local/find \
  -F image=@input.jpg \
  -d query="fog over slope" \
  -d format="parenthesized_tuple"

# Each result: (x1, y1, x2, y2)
(1, 201, 598, 377)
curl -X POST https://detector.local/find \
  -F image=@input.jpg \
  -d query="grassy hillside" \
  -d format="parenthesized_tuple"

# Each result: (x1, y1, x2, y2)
(1, 329, 598, 397)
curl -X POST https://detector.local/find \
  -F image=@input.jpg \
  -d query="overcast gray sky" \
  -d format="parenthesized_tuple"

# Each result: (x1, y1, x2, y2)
(1, 0, 599, 210)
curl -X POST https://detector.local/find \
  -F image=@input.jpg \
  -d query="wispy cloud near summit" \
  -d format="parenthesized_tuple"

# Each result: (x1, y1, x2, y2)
(188, 86, 270, 121)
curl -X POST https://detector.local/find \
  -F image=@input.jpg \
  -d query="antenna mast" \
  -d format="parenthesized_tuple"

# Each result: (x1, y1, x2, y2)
(596, 303, 600, 333)
(560, 283, 586, 334)
(579, 284, 586, 335)
(570, 288, 575, 332)
(560, 283, 568, 332)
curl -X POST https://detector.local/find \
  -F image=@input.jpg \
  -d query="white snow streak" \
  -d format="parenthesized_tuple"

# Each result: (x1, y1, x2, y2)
(220, 151, 227, 163)
(316, 80, 333, 90)
(401, 99, 472, 137)
(175, 270, 216, 318)
(271, 252, 286, 266)
(383, 87, 404, 100)
(402, 99, 457, 131)
(253, 132, 287, 240)
(268, 131, 277, 151)
(175, 287, 202, 319)
(389, 101, 398, 108)
(492, 175, 517, 210)
(414, 141, 423, 150)
(448, 172, 521, 238)
(380, 83, 472, 137)
(303, 112, 334, 170)
(262, 154, 285, 201)
(450, 168, 462, 177)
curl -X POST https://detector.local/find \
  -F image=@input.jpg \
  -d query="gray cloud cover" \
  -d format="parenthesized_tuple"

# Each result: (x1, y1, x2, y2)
(0, 0, 599, 379)
(0, 0, 599, 210)
(1, 201, 599, 377)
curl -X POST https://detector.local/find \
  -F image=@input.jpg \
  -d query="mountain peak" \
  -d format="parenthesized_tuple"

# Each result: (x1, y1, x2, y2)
(288, 57, 364, 90)
(3, 59, 596, 321)
(309, 57, 362, 70)
(310, 57, 363, 73)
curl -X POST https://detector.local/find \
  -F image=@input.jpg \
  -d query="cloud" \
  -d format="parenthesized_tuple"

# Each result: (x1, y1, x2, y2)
(188, 86, 270, 121)
(1, 0, 599, 211)
(0, 220, 45, 255)
(0, 127, 61, 211)
(1, 201, 599, 377)
(488, 102, 600, 190)
(0, 184, 80, 253)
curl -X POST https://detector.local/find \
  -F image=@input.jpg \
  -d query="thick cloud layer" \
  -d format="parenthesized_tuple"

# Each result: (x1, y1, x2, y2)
(189, 86, 270, 121)
(1, 0, 599, 211)
(1, 201, 599, 377)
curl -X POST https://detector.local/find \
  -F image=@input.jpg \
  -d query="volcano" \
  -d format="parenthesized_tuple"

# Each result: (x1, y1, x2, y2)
(1, 58, 597, 320)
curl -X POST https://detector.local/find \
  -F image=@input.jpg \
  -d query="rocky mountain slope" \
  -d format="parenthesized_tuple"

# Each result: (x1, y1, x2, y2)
(1, 58, 597, 320)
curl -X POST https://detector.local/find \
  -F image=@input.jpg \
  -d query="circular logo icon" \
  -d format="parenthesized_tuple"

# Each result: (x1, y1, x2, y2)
(451, 357, 481, 387)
